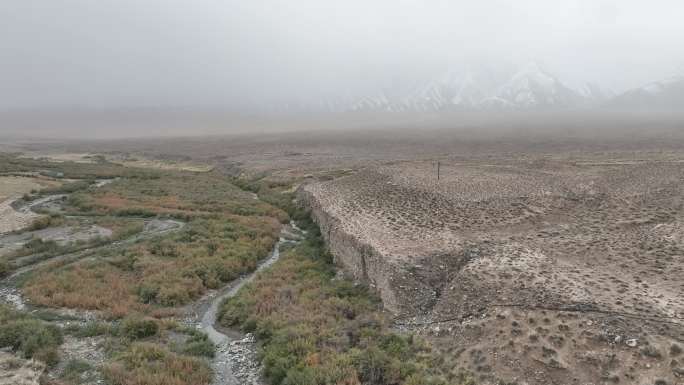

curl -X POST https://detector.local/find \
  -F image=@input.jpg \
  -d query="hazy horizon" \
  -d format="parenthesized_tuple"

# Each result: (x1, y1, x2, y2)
(2, 0, 684, 111)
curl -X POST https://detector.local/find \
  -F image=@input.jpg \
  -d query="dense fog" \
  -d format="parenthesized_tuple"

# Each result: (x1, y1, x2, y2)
(1, 1, 683, 137)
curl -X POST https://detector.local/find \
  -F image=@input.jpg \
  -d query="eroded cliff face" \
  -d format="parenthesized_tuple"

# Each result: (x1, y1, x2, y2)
(295, 160, 684, 385)
(297, 184, 444, 316)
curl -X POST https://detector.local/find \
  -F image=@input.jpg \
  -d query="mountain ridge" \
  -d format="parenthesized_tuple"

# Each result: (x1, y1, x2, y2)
(321, 63, 684, 114)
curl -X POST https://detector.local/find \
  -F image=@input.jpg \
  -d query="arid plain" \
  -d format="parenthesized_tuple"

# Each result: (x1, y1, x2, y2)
(3, 121, 684, 385)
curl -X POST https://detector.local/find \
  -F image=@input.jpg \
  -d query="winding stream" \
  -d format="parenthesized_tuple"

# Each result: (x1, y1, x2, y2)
(1, 177, 305, 385)
(196, 221, 303, 385)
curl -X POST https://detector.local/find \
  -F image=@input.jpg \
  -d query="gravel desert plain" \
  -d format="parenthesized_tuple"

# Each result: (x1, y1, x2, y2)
(2, 117, 684, 385)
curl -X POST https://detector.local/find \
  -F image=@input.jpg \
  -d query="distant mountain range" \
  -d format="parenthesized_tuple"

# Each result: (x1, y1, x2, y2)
(606, 77, 684, 111)
(316, 62, 684, 113)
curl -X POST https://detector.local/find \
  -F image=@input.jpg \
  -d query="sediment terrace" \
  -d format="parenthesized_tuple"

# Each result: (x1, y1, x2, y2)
(299, 156, 684, 384)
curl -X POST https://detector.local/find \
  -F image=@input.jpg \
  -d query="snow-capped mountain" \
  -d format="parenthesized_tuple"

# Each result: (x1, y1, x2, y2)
(488, 62, 582, 109)
(606, 77, 684, 111)
(406, 69, 502, 110)
(289, 63, 681, 114)
(342, 62, 589, 112)
(579, 82, 612, 102)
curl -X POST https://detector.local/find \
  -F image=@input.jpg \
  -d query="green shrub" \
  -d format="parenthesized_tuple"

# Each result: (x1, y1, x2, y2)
(40, 180, 92, 195)
(61, 359, 94, 383)
(148, 239, 179, 257)
(33, 346, 60, 367)
(113, 223, 145, 240)
(22, 238, 60, 254)
(137, 284, 159, 304)
(121, 316, 159, 340)
(182, 332, 215, 358)
(0, 260, 10, 278)
(641, 345, 662, 359)
(0, 305, 63, 365)
(116, 208, 156, 217)
(27, 216, 52, 231)
(66, 321, 113, 338)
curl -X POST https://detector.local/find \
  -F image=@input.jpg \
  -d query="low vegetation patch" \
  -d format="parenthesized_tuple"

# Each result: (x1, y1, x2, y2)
(1, 154, 238, 384)
(218, 215, 472, 385)
(177, 327, 215, 358)
(103, 342, 212, 385)
(22, 165, 284, 318)
(121, 316, 160, 340)
(0, 260, 10, 278)
(64, 170, 285, 220)
(24, 215, 280, 317)
(0, 304, 63, 366)
(60, 359, 97, 385)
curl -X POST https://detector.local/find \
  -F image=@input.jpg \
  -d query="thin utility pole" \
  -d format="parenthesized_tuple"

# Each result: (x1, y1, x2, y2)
(437, 161, 440, 181)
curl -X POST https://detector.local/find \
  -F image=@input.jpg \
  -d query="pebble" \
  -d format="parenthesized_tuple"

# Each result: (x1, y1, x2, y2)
(211, 333, 263, 385)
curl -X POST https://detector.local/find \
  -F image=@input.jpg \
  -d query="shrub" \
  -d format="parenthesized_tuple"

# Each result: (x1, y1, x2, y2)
(33, 346, 60, 367)
(22, 238, 60, 254)
(116, 208, 157, 217)
(0, 305, 63, 365)
(121, 316, 159, 340)
(182, 332, 215, 358)
(0, 260, 10, 278)
(61, 359, 94, 383)
(148, 239, 179, 258)
(66, 321, 113, 338)
(112, 223, 145, 240)
(137, 285, 159, 304)
(41, 180, 92, 195)
(28, 216, 52, 231)
(641, 345, 662, 359)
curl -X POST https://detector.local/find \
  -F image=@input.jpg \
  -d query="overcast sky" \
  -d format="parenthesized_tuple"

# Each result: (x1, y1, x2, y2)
(1, 0, 683, 110)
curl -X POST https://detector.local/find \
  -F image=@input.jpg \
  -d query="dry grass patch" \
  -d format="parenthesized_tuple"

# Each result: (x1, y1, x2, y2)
(0, 176, 59, 201)
(67, 171, 286, 220)
(23, 261, 146, 318)
(103, 342, 212, 385)
(24, 215, 280, 317)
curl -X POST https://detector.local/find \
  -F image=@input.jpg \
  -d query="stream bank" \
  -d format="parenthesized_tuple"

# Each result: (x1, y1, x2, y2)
(191, 220, 303, 385)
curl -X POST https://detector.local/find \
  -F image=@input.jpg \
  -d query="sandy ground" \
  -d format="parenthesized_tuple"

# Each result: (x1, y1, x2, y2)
(0, 199, 40, 235)
(0, 176, 54, 199)
(19, 151, 213, 172)
(0, 352, 43, 385)
(0, 225, 113, 257)
(6, 126, 684, 384)
(304, 155, 684, 385)
(18, 152, 97, 163)
(0, 176, 62, 234)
